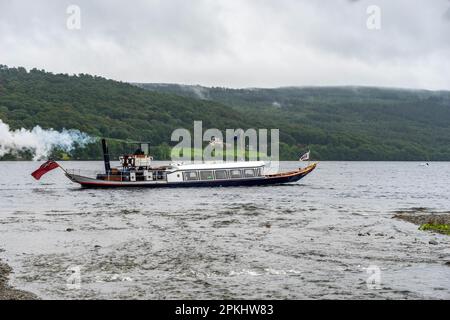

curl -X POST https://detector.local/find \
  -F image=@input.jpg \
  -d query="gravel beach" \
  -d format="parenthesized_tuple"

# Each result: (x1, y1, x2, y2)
(393, 208, 450, 235)
(0, 260, 38, 300)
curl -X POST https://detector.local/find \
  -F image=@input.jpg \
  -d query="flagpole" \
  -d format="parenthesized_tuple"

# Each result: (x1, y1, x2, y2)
(299, 150, 310, 168)
(58, 163, 68, 174)
(51, 159, 67, 174)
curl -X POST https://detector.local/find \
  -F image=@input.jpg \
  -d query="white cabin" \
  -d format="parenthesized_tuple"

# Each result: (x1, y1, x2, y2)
(165, 161, 266, 183)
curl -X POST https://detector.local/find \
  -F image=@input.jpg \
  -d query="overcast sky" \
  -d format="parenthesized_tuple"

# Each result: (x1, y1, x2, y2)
(1, 0, 449, 89)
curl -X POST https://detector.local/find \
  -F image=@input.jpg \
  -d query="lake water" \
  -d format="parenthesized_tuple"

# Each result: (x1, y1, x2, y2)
(0, 161, 449, 299)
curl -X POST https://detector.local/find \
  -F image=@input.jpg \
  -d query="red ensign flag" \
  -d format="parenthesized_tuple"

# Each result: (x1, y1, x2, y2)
(31, 160, 60, 180)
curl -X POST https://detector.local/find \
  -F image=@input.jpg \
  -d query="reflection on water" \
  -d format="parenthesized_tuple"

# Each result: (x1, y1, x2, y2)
(0, 161, 449, 299)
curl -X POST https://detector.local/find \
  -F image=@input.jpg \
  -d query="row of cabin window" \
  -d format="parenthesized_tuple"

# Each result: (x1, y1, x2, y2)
(183, 168, 261, 181)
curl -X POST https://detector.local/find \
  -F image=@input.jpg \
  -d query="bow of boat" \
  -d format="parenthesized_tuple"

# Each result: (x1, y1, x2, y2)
(264, 162, 318, 183)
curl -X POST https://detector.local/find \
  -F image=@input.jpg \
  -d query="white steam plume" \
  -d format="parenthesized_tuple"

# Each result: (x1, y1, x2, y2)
(0, 119, 96, 160)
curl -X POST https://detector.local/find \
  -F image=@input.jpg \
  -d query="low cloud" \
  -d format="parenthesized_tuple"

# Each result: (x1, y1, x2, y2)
(0, 0, 449, 90)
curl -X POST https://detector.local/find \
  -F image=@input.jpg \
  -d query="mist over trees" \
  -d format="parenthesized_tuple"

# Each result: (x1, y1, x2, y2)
(1, 65, 450, 161)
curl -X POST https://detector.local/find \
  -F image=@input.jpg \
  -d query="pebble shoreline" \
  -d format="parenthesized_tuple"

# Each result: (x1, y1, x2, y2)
(393, 209, 450, 226)
(0, 260, 38, 300)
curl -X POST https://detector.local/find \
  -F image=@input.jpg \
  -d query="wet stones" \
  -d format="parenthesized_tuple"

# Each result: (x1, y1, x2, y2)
(394, 210, 450, 236)
(0, 261, 38, 300)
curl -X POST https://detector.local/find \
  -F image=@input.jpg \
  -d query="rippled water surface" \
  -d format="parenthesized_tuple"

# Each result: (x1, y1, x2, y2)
(0, 161, 449, 299)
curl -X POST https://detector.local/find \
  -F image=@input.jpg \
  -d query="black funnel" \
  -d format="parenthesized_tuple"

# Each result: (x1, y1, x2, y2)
(101, 138, 111, 174)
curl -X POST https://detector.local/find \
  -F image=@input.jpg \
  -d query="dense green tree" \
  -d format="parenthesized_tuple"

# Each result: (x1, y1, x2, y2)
(1, 66, 450, 160)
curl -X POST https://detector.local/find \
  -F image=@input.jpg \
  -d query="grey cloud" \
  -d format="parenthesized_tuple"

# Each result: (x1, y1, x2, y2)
(444, 7, 450, 20)
(0, 0, 449, 90)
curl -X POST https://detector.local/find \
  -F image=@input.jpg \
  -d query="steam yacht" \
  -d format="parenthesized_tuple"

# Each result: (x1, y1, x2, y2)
(60, 139, 316, 188)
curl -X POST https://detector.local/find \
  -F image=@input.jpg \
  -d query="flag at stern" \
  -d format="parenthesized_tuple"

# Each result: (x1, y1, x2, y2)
(31, 160, 60, 180)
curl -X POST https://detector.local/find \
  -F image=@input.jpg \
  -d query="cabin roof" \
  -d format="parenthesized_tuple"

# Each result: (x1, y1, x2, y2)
(169, 161, 265, 171)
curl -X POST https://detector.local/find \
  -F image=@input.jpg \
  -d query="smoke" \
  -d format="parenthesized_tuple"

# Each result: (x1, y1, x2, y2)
(0, 119, 96, 160)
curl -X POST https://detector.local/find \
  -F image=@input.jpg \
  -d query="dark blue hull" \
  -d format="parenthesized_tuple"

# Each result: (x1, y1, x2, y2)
(68, 163, 317, 189)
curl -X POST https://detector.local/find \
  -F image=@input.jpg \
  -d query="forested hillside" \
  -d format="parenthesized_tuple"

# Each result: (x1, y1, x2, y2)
(1, 65, 450, 160)
(137, 83, 450, 160)
(0, 66, 259, 160)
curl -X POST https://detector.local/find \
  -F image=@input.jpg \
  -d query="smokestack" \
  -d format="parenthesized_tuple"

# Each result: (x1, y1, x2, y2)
(101, 138, 111, 174)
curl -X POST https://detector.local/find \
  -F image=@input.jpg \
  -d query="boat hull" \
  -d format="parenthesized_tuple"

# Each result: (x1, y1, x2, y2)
(65, 163, 317, 188)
